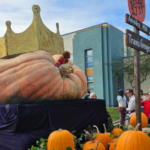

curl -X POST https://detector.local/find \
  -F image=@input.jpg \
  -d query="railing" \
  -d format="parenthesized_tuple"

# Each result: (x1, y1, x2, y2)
(113, 117, 130, 126)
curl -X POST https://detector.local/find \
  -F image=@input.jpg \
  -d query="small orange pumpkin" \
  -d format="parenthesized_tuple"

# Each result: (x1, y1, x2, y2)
(109, 138, 118, 150)
(83, 130, 106, 150)
(116, 124, 150, 150)
(130, 112, 148, 128)
(112, 127, 123, 137)
(93, 125, 108, 150)
(103, 124, 114, 144)
(47, 129, 74, 150)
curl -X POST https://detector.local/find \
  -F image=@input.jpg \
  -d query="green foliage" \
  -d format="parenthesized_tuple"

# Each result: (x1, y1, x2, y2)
(110, 54, 150, 89)
(107, 108, 120, 122)
(30, 124, 115, 150)
(107, 117, 114, 132)
(66, 147, 72, 150)
(30, 138, 47, 150)
(74, 125, 97, 150)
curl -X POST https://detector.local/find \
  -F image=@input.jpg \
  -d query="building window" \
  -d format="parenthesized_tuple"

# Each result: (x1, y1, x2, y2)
(86, 49, 93, 93)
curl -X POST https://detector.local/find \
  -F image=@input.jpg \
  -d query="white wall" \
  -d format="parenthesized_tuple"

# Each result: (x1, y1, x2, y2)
(62, 33, 76, 62)
(124, 75, 150, 94)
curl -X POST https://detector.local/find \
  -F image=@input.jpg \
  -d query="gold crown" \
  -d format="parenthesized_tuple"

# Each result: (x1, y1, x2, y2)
(0, 5, 64, 58)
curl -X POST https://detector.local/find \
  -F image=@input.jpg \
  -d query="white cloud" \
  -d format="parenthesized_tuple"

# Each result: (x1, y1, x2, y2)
(0, 0, 149, 38)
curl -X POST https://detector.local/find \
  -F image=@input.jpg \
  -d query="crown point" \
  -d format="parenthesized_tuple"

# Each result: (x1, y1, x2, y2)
(56, 23, 59, 28)
(32, 5, 40, 14)
(6, 21, 11, 29)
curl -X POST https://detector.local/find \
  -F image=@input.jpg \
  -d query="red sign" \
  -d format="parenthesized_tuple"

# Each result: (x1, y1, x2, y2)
(128, 0, 146, 22)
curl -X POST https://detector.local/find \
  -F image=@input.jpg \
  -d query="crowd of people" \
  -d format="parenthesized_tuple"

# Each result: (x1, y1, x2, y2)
(83, 89, 150, 126)
(117, 88, 150, 126)
(83, 91, 97, 99)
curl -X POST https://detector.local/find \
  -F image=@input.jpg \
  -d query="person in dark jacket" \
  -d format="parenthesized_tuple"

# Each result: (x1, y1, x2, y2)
(84, 91, 90, 99)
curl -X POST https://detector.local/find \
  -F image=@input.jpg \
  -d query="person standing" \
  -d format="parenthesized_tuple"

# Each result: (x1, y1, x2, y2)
(141, 92, 150, 124)
(84, 91, 90, 99)
(125, 89, 135, 117)
(140, 89, 146, 112)
(90, 93, 97, 99)
(117, 89, 126, 126)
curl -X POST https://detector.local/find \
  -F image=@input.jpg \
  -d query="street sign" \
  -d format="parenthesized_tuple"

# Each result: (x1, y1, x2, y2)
(128, 0, 146, 22)
(126, 14, 150, 36)
(126, 29, 150, 53)
(127, 0, 147, 132)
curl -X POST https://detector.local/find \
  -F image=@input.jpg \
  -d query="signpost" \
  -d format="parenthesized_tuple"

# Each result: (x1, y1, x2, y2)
(126, 0, 150, 131)
(126, 29, 150, 53)
(128, 0, 146, 22)
(126, 14, 150, 36)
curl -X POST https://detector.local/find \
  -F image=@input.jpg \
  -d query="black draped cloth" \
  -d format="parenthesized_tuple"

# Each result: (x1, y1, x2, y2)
(0, 99, 110, 150)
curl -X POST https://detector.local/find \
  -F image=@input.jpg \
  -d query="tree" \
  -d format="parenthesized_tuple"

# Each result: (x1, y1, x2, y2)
(111, 54, 150, 89)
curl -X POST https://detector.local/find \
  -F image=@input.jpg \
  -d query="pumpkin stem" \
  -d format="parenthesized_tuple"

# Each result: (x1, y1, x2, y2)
(59, 61, 74, 76)
(58, 128, 63, 132)
(84, 130, 94, 143)
(95, 140, 100, 150)
(93, 125, 100, 134)
(134, 123, 141, 131)
(103, 124, 107, 133)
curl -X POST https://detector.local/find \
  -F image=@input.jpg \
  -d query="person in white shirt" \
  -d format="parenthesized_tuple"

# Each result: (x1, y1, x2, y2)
(125, 89, 135, 117)
(117, 89, 126, 125)
(90, 93, 97, 99)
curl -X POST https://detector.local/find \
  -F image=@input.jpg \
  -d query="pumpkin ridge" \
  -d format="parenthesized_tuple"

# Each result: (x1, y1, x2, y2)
(64, 74, 81, 98)
(0, 65, 57, 102)
(33, 76, 63, 101)
(30, 75, 62, 99)
(137, 132, 140, 150)
(0, 58, 53, 76)
(73, 70, 86, 97)
(124, 131, 133, 150)
(1, 63, 54, 91)
(0, 60, 37, 75)
(0, 51, 55, 73)
(63, 78, 77, 99)
(0, 60, 53, 79)
(138, 132, 146, 150)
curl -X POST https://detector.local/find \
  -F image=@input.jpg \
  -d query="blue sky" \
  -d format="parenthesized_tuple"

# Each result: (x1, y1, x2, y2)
(0, 0, 149, 39)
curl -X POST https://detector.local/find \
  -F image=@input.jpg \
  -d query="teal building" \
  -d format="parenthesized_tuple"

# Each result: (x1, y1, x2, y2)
(62, 23, 125, 107)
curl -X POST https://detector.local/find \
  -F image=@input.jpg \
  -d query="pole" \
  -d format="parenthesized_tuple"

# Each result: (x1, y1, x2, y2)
(134, 27, 142, 131)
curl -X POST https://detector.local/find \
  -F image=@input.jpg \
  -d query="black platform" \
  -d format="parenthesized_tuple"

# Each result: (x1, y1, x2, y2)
(0, 99, 110, 150)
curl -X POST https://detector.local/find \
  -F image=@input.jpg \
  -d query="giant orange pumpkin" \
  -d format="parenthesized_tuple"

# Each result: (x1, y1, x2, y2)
(93, 125, 108, 150)
(0, 50, 87, 104)
(83, 130, 106, 150)
(116, 124, 150, 150)
(103, 124, 114, 144)
(130, 112, 148, 128)
(47, 129, 74, 150)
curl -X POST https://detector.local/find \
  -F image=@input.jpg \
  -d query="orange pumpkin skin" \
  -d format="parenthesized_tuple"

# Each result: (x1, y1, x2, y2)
(47, 129, 74, 150)
(116, 130, 150, 150)
(109, 138, 118, 150)
(130, 113, 148, 128)
(83, 141, 106, 150)
(103, 124, 114, 143)
(94, 134, 108, 150)
(0, 51, 87, 104)
(112, 128, 123, 137)
(93, 125, 108, 150)
(104, 132, 114, 144)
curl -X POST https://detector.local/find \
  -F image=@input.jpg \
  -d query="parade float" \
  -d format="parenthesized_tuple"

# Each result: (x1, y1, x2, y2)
(0, 5, 110, 150)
